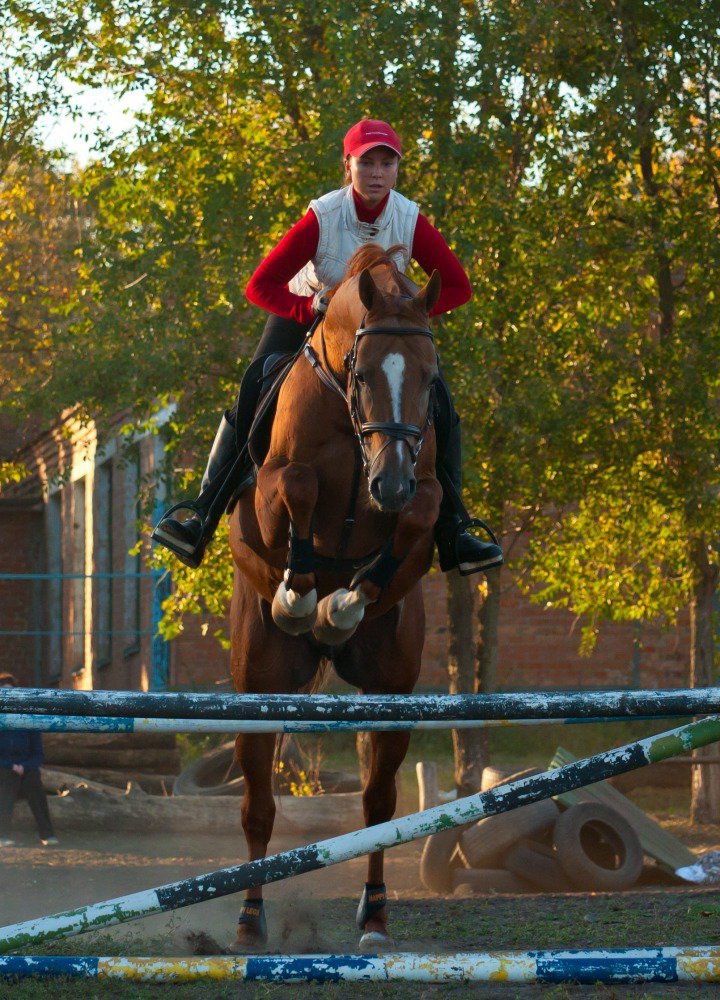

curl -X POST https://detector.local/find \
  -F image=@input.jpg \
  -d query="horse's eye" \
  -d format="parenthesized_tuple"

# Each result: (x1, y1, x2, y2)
(355, 372, 366, 385)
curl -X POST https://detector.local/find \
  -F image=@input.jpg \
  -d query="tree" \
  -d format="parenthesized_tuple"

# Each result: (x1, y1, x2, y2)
(11, 2, 720, 823)
(516, 0, 720, 819)
(0, 7, 84, 486)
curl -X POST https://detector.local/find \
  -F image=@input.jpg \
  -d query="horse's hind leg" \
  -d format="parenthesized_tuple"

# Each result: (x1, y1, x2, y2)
(234, 730, 276, 949)
(335, 591, 424, 949)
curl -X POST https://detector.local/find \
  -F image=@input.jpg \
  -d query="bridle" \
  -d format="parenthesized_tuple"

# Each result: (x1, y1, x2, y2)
(304, 318, 437, 479)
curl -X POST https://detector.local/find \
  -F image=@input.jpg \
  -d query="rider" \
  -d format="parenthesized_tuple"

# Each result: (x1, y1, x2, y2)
(152, 119, 504, 576)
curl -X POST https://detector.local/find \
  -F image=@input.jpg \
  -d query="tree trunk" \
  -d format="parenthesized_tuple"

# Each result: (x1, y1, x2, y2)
(446, 569, 486, 796)
(690, 539, 720, 822)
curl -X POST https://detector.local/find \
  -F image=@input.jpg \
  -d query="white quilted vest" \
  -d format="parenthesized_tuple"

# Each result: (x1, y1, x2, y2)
(288, 185, 420, 296)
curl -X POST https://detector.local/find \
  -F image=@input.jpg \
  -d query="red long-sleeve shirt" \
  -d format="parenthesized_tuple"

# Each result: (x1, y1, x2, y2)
(245, 189, 471, 325)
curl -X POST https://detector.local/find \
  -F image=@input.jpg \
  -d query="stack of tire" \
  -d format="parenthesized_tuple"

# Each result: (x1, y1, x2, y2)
(420, 766, 644, 896)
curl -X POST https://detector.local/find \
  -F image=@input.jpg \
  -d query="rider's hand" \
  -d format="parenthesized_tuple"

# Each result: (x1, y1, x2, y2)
(12, 764, 23, 776)
(311, 287, 331, 315)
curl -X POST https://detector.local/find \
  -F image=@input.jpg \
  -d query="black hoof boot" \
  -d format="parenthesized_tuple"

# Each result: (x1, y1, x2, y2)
(232, 899, 268, 953)
(437, 517, 504, 576)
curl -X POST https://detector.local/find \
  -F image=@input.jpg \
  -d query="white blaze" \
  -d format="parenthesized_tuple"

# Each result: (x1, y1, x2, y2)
(381, 353, 405, 422)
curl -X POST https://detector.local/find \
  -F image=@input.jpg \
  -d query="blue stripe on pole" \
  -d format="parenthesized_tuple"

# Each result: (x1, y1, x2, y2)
(0, 714, 135, 733)
(536, 952, 677, 984)
(0, 956, 100, 978)
(244, 954, 379, 982)
(0, 712, 676, 734)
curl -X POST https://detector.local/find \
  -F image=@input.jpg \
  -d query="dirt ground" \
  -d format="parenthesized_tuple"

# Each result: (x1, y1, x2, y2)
(3, 726, 720, 998)
(2, 818, 720, 1000)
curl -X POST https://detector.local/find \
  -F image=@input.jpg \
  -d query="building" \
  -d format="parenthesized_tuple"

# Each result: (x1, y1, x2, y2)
(0, 413, 690, 693)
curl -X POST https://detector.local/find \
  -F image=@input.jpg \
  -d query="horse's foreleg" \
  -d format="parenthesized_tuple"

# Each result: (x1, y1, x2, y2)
(256, 457, 319, 634)
(356, 730, 412, 949)
(234, 731, 276, 950)
(313, 478, 441, 645)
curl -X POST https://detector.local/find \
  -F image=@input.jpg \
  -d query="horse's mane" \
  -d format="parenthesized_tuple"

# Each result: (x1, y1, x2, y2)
(332, 242, 415, 295)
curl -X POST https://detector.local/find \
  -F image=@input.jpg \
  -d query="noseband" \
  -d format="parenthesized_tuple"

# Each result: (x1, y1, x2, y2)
(304, 321, 437, 478)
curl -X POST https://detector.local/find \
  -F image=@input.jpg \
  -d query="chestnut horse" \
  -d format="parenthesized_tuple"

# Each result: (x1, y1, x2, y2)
(228, 244, 443, 950)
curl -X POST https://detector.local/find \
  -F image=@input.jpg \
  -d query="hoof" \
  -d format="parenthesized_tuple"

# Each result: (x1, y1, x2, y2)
(358, 929, 394, 952)
(311, 589, 369, 645)
(271, 581, 317, 635)
(228, 926, 268, 954)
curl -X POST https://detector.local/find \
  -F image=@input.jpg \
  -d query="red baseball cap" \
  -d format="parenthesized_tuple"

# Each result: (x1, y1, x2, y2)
(343, 119, 402, 158)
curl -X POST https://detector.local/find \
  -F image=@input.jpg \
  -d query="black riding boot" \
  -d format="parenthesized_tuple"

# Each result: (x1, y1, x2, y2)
(434, 380, 504, 576)
(152, 316, 311, 570)
(152, 414, 253, 568)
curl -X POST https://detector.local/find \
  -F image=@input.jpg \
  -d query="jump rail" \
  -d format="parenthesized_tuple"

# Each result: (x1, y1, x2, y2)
(1, 714, 718, 953)
(0, 712, 674, 734)
(0, 687, 717, 722)
(2, 949, 719, 984)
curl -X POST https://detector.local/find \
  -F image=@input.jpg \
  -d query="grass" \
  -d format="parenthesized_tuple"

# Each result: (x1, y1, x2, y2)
(8, 891, 720, 998)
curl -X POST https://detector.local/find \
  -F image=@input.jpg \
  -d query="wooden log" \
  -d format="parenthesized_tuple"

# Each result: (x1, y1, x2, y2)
(41, 747, 181, 772)
(42, 732, 178, 751)
(42, 767, 176, 795)
(15, 784, 364, 836)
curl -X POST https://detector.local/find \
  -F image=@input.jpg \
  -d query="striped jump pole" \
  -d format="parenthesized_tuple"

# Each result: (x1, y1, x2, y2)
(2, 948, 719, 984)
(0, 712, 674, 734)
(0, 687, 717, 722)
(0, 714, 718, 954)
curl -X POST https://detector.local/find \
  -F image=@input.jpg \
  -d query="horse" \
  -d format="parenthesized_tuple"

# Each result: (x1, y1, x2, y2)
(228, 243, 443, 950)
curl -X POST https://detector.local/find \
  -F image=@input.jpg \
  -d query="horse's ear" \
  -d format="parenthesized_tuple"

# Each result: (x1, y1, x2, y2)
(359, 268, 380, 312)
(414, 270, 442, 314)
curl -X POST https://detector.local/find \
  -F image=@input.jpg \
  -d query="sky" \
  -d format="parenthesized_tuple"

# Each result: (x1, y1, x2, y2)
(37, 80, 147, 165)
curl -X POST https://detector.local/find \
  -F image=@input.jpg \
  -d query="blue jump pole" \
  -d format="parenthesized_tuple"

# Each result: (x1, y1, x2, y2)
(1, 948, 718, 984)
(0, 687, 715, 722)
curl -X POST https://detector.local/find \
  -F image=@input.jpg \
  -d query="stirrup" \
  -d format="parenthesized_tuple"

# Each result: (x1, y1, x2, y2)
(151, 501, 209, 568)
(461, 517, 500, 549)
(454, 517, 504, 576)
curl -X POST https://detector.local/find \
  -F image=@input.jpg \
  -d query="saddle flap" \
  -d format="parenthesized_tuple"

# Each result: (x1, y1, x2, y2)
(246, 352, 295, 467)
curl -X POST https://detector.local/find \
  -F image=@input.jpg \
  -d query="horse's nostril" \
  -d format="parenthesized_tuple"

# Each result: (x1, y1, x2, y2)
(370, 477, 383, 503)
(408, 478, 417, 499)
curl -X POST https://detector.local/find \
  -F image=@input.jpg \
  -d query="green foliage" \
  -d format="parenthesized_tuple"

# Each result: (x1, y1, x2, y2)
(4, 0, 720, 659)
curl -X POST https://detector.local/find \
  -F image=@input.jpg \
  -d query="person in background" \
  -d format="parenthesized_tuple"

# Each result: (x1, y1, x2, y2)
(0, 673, 58, 847)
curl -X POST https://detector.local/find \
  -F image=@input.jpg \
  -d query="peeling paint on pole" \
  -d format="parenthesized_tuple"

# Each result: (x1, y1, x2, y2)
(0, 712, 672, 734)
(0, 687, 718, 722)
(0, 949, 719, 984)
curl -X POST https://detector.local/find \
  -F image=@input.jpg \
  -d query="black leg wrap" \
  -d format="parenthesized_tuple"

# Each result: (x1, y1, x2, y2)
(238, 899, 267, 939)
(356, 882, 387, 930)
(350, 541, 401, 592)
(287, 525, 315, 575)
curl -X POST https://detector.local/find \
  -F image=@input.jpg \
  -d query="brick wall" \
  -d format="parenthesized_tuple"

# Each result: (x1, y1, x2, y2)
(0, 502, 44, 686)
(419, 569, 689, 691)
